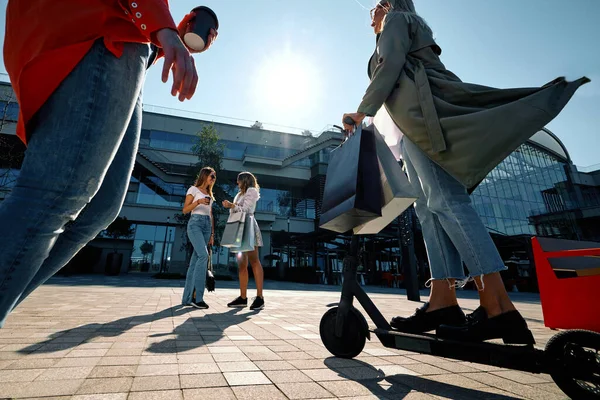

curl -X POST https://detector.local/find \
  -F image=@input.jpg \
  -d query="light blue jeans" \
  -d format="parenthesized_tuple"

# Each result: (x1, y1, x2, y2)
(0, 40, 149, 327)
(400, 138, 506, 285)
(182, 214, 212, 304)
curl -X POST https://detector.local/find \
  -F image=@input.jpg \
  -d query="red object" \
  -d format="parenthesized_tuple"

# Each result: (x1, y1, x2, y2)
(532, 237, 600, 333)
(4, 0, 177, 146)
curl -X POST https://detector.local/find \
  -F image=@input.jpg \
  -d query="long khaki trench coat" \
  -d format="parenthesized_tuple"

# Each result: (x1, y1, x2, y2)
(357, 12, 590, 191)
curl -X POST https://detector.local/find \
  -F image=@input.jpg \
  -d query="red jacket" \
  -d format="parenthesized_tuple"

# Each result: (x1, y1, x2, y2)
(4, 1, 177, 145)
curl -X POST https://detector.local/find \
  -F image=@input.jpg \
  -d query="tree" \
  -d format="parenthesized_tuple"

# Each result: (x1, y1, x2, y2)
(140, 241, 154, 263)
(104, 217, 135, 250)
(250, 121, 263, 129)
(175, 124, 228, 266)
(301, 129, 312, 137)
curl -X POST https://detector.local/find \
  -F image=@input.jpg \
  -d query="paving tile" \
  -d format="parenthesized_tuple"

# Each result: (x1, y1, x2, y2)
(71, 395, 128, 400)
(254, 360, 296, 371)
(96, 357, 140, 366)
(0, 379, 84, 398)
(320, 380, 376, 397)
(182, 387, 236, 400)
(88, 366, 137, 378)
(265, 369, 312, 384)
(276, 382, 334, 399)
(232, 384, 288, 400)
(35, 366, 94, 380)
(179, 373, 227, 389)
(130, 376, 181, 392)
(207, 346, 242, 354)
(139, 355, 177, 365)
(135, 364, 179, 376)
(76, 377, 134, 395)
(288, 359, 327, 369)
(301, 368, 347, 382)
(402, 363, 451, 376)
(66, 349, 109, 358)
(0, 368, 45, 382)
(128, 390, 183, 400)
(217, 361, 259, 372)
(53, 357, 102, 368)
(278, 351, 314, 361)
(491, 370, 550, 385)
(223, 371, 271, 386)
(178, 363, 220, 375)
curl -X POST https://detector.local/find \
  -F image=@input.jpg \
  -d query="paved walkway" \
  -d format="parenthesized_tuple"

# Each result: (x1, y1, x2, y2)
(0, 275, 567, 399)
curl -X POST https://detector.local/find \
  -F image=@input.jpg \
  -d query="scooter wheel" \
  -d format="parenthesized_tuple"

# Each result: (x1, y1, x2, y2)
(319, 306, 366, 359)
(545, 330, 600, 400)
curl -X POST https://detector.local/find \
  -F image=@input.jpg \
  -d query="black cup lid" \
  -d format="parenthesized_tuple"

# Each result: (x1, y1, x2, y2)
(191, 6, 219, 30)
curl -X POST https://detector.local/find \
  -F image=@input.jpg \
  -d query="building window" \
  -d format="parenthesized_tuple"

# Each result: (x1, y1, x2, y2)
(471, 143, 569, 236)
(0, 100, 19, 122)
(130, 224, 176, 272)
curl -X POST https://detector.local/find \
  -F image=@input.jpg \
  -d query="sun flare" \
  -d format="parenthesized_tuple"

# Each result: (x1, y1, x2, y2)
(253, 50, 320, 117)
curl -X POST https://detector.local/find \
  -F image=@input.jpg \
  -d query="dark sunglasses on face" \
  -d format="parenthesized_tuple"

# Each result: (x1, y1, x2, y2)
(210, 174, 216, 179)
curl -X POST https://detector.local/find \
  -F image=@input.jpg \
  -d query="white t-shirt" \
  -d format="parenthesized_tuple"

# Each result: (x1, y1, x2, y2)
(187, 186, 213, 216)
(372, 106, 403, 160)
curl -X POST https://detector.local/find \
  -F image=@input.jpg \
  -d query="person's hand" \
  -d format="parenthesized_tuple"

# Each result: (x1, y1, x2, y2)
(156, 28, 198, 101)
(222, 200, 233, 209)
(202, 197, 211, 205)
(342, 112, 366, 134)
(177, 12, 218, 54)
(208, 235, 214, 246)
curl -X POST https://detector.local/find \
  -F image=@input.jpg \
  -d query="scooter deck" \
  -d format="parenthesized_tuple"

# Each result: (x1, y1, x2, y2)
(373, 328, 546, 374)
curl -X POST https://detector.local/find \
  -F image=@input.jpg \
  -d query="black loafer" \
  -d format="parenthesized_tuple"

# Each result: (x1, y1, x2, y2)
(436, 306, 535, 345)
(390, 302, 466, 334)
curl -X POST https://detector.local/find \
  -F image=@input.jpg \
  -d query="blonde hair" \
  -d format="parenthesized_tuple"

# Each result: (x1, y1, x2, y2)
(237, 171, 259, 195)
(194, 166, 216, 200)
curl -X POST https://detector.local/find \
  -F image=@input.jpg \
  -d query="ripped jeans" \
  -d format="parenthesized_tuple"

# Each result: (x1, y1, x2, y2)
(400, 138, 506, 288)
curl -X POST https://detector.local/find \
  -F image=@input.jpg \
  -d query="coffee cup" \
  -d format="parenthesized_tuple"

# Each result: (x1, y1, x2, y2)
(183, 6, 219, 52)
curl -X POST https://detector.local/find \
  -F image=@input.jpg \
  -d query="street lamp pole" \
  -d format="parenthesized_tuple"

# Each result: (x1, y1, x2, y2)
(287, 218, 291, 268)
(269, 224, 273, 267)
(160, 216, 170, 273)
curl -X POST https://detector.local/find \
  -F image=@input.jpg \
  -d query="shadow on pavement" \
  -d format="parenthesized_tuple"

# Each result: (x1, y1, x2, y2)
(19, 306, 252, 355)
(323, 357, 521, 400)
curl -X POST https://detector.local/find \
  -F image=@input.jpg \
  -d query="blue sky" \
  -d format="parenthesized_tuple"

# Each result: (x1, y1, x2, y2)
(1, 0, 599, 167)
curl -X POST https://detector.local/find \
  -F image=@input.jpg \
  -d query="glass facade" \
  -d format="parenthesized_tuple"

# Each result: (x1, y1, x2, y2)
(471, 143, 570, 236)
(141, 129, 313, 167)
(0, 168, 19, 191)
(130, 224, 176, 272)
(0, 100, 19, 122)
(125, 166, 187, 208)
(224, 185, 316, 219)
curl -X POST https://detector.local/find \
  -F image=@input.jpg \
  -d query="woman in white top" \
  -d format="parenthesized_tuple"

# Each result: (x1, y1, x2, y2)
(181, 167, 216, 309)
(222, 172, 265, 310)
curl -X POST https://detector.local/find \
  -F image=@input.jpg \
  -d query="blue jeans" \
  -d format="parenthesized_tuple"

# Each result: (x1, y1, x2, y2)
(182, 215, 212, 304)
(400, 138, 506, 283)
(0, 40, 149, 327)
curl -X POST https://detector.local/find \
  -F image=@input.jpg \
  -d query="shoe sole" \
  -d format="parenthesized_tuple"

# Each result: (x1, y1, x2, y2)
(228, 304, 247, 308)
(191, 303, 208, 309)
(250, 305, 264, 310)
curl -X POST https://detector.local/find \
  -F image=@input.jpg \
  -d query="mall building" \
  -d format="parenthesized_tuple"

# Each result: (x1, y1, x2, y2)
(2, 80, 599, 289)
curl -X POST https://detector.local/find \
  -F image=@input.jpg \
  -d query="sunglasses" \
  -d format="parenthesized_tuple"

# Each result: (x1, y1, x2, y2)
(209, 174, 216, 179)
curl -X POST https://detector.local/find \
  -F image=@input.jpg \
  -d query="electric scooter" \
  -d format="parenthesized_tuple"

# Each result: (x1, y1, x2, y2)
(319, 119, 599, 399)
(319, 235, 600, 400)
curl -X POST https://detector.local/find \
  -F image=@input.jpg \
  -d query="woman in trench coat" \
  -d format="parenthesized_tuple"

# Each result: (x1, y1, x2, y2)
(343, 0, 589, 344)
